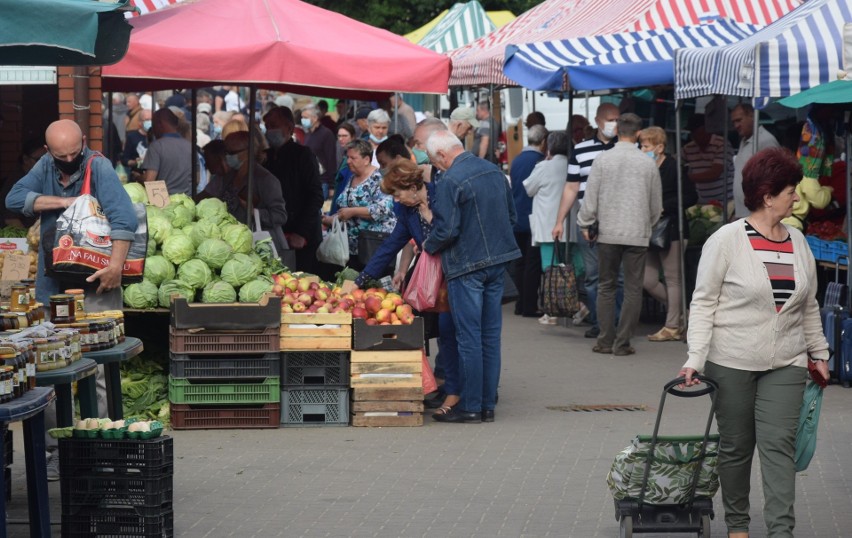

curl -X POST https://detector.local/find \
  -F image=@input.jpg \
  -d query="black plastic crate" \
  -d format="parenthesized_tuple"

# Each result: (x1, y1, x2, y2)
(62, 506, 173, 537)
(281, 387, 349, 427)
(281, 351, 349, 386)
(59, 437, 173, 474)
(60, 472, 173, 510)
(5, 466, 10, 502)
(63, 501, 173, 519)
(352, 318, 424, 351)
(170, 352, 280, 380)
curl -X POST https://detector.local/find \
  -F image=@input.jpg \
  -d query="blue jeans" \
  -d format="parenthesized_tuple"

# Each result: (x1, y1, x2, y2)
(436, 312, 460, 396)
(321, 182, 330, 201)
(446, 263, 506, 413)
(577, 233, 623, 327)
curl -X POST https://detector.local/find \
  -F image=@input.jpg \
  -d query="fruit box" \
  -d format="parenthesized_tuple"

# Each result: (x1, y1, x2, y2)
(352, 318, 424, 351)
(170, 295, 281, 330)
(280, 312, 352, 351)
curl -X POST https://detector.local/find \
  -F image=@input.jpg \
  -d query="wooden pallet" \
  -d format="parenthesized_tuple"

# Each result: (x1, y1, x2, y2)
(280, 312, 352, 351)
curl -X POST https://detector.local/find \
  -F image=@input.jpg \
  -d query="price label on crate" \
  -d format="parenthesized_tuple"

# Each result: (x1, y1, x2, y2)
(145, 181, 170, 208)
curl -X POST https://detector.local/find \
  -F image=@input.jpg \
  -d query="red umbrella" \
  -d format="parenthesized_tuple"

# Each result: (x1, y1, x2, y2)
(102, 0, 451, 98)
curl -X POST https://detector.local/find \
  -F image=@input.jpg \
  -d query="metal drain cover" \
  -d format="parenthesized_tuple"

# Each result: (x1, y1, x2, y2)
(547, 404, 648, 412)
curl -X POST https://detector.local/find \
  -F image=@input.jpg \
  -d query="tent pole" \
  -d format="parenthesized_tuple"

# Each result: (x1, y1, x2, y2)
(393, 93, 399, 136)
(721, 95, 729, 219)
(567, 90, 574, 158)
(846, 111, 851, 303)
(191, 88, 197, 197)
(675, 99, 688, 332)
(490, 84, 497, 163)
(246, 85, 257, 225)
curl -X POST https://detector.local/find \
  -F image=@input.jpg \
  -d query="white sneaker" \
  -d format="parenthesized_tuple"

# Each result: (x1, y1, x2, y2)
(46, 452, 60, 482)
(572, 304, 590, 326)
(538, 314, 558, 325)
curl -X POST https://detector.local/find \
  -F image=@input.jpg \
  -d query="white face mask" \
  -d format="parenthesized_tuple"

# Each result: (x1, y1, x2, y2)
(602, 121, 617, 139)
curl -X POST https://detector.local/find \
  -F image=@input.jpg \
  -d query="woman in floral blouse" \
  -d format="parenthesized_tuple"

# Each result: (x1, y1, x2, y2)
(322, 139, 396, 269)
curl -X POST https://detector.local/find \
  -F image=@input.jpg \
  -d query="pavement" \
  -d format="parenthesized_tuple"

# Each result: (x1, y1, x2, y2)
(6, 304, 852, 537)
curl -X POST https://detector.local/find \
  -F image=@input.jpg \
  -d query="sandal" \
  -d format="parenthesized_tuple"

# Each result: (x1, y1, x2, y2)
(433, 405, 454, 416)
(647, 326, 682, 342)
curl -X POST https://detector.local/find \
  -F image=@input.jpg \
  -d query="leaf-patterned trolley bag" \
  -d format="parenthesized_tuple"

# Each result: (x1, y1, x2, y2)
(607, 434, 720, 505)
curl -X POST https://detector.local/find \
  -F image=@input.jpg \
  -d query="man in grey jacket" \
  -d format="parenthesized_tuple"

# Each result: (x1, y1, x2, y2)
(578, 113, 662, 356)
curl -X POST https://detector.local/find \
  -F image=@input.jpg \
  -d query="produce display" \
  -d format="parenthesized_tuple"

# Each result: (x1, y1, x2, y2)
(52, 417, 164, 439)
(120, 353, 169, 426)
(807, 220, 847, 241)
(121, 190, 284, 308)
(0, 225, 27, 238)
(685, 202, 725, 247)
(0, 249, 37, 279)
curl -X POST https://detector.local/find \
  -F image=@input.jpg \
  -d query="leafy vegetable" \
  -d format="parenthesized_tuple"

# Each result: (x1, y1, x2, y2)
(164, 204, 193, 229)
(201, 280, 237, 303)
(162, 234, 196, 265)
(220, 253, 261, 287)
(146, 237, 157, 257)
(196, 198, 229, 224)
(157, 279, 194, 307)
(189, 218, 222, 247)
(143, 255, 175, 286)
(124, 182, 148, 204)
(177, 259, 213, 290)
(168, 193, 196, 219)
(148, 214, 173, 245)
(239, 279, 273, 303)
(335, 266, 360, 286)
(222, 223, 253, 254)
(123, 279, 159, 309)
(195, 238, 233, 270)
(120, 354, 169, 425)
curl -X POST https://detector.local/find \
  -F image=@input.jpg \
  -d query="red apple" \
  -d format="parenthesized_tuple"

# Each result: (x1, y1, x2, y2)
(316, 305, 330, 314)
(365, 318, 379, 326)
(292, 302, 306, 312)
(365, 296, 382, 315)
(375, 308, 392, 323)
(297, 278, 312, 292)
(400, 312, 415, 325)
(272, 284, 284, 296)
(297, 293, 312, 306)
(395, 304, 412, 318)
(391, 319, 403, 325)
(316, 288, 330, 301)
(309, 282, 320, 291)
(381, 298, 395, 311)
(313, 299, 325, 308)
(351, 289, 365, 302)
(285, 278, 298, 292)
(281, 303, 294, 314)
(351, 306, 368, 319)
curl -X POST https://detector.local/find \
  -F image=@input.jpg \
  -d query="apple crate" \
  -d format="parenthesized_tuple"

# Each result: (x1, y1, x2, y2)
(350, 397, 424, 427)
(352, 317, 424, 351)
(281, 351, 350, 387)
(280, 312, 352, 351)
(349, 350, 423, 389)
(58, 437, 173, 475)
(170, 296, 281, 330)
(170, 403, 280, 429)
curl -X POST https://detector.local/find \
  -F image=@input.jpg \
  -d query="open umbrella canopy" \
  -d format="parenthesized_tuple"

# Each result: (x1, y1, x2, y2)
(102, 0, 451, 98)
(0, 0, 134, 66)
(779, 78, 852, 107)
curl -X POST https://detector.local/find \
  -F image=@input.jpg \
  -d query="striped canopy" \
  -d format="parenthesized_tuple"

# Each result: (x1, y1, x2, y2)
(504, 18, 760, 91)
(418, 1, 496, 53)
(128, 0, 183, 17)
(449, 0, 799, 87)
(675, 0, 852, 99)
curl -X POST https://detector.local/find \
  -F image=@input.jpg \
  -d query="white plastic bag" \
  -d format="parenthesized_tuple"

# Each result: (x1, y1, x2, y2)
(316, 216, 349, 267)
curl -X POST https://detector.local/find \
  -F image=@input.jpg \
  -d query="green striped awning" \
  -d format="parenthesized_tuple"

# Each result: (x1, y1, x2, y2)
(418, 1, 496, 53)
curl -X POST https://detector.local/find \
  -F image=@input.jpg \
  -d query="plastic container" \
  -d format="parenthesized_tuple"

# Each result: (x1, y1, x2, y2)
(61, 506, 173, 537)
(170, 403, 280, 429)
(169, 326, 279, 355)
(280, 387, 350, 427)
(60, 472, 173, 511)
(169, 353, 280, 380)
(281, 351, 350, 387)
(168, 376, 280, 405)
(58, 437, 173, 473)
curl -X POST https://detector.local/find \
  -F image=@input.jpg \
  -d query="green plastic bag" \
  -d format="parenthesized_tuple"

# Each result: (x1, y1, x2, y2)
(795, 381, 823, 472)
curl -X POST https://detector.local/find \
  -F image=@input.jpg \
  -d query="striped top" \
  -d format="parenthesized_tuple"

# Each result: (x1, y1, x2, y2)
(681, 134, 734, 204)
(566, 136, 615, 201)
(745, 221, 794, 312)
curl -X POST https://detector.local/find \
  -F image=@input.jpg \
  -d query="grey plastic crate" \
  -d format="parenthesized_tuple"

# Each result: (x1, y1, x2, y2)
(281, 387, 349, 427)
(170, 353, 280, 380)
(281, 351, 349, 387)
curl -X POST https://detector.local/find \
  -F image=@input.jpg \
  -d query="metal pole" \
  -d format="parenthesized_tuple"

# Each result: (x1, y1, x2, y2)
(191, 88, 197, 197)
(490, 84, 496, 162)
(846, 112, 851, 303)
(721, 95, 729, 219)
(107, 92, 113, 164)
(393, 93, 399, 135)
(675, 100, 688, 331)
(567, 90, 574, 159)
(246, 86, 257, 225)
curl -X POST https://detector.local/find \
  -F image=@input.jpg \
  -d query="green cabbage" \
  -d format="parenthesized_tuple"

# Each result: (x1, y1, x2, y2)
(195, 238, 233, 270)
(222, 224, 253, 254)
(158, 280, 195, 307)
(146, 237, 156, 257)
(123, 279, 159, 309)
(143, 255, 175, 286)
(164, 204, 193, 229)
(201, 280, 237, 303)
(145, 205, 165, 221)
(221, 213, 240, 225)
(124, 183, 148, 204)
(196, 198, 228, 224)
(247, 252, 264, 275)
(190, 218, 222, 247)
(148, 214, 173, 245)
(220, 253, 260, 287)
(168, 193, 196, 219)
(238, 279, 273, 303)
(162, 234, 196, 265)
(177, 259, 213, 290)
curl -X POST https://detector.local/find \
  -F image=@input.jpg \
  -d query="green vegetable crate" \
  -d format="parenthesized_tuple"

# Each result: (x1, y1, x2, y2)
(168, 376, 280, 405)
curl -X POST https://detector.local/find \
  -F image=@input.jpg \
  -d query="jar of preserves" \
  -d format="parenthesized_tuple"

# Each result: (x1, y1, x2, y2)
(49, 294, 76, 324)
(64, 289, 86, 318)
(20, 279, 36, 306)
(25, 342, 35, 389)
(0, 366, 11, 403)
(0, 314, 18, 332)
(10, 284, 30, 312)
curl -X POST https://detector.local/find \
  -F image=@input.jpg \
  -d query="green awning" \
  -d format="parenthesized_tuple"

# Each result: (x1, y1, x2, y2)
(0, 0, 134, 66)
(779, 79, 852, 108)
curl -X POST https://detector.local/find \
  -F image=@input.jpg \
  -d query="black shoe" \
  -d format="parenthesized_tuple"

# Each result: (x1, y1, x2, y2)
(424, 392, 445, 409)
(432, 408, 481, 423)
(584, 327, 600, 338)
(481, 410, 495, 422)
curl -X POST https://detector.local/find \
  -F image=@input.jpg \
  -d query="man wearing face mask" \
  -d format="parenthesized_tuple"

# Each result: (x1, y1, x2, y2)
(301, 104, 337, 200)
(121, 108, 151, 172)
(263, 106, 324, 274)
(552, 102, 622, 339)
(143, 108, 193, 195)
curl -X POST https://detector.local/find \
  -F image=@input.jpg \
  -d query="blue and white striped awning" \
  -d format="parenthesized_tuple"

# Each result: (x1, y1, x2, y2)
(675, 0, 852, 99)
(504, 18, 759, 91)
(418, 1, 496, 54)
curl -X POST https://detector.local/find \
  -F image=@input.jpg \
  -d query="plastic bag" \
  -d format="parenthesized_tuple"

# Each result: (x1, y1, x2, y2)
(421, 349, 438, 395)
(403, 251, 449, 312)
(316, 216, 349, 267)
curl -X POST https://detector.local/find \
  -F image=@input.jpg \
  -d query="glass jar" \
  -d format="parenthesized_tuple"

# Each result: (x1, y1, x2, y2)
(0, 366, 11, 403)
(64, 289, 86, 319)
(10, 284, 30, 313)
(49, 294, 76, 324)
(0, 347, 19, 398)
(0, 314, 18, 332)
(25, 342, 35, 389)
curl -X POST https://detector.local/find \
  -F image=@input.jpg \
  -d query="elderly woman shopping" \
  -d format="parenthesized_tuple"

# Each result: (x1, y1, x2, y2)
(679, 147, 829, 538)
(366, 109, 390, 166)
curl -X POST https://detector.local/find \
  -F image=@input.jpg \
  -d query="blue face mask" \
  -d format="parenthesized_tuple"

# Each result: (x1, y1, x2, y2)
(645, 151, 656, 160)
(142, 120, 152, 132)
(225, 154, 242, 170)
(369, 134, 388, 144)
(213, 124, 223, 136)
(300, 118, 313, 130)
(412, 148, 429, 165)
(266, 129, 286, 149)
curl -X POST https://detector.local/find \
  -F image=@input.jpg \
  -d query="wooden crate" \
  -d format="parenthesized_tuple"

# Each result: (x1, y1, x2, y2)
(280, 312, 352, 351)
(350, 354, 424, 427)
(350, 387, 422, 401)
(351, 412, 423, 427)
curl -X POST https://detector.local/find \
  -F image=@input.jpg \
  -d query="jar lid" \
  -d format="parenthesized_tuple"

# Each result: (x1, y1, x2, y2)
(64, 289, 85, 295)
(11, 284, 27, 290)
(49, 294, 74, 301)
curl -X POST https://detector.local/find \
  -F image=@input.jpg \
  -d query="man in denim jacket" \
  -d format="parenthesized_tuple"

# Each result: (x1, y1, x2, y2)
(423, 131, 520, 423)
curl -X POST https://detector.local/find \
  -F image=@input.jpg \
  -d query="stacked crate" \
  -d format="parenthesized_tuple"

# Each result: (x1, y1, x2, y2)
(350, 318, 425, 427)
(59, 437, 173, 537)
(280, 312, 352, 427)
(168, 298, 282, 429)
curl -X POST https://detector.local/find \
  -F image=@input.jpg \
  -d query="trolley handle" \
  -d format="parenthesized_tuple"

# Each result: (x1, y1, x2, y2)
(664, 374, 718, 398)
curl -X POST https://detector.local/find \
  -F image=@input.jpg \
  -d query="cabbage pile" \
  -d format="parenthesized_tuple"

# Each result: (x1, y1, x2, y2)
(122, 195, 283, 307)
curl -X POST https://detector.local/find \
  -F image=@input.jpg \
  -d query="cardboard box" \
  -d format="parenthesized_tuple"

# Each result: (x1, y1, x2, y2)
(170, 295, 281, 330)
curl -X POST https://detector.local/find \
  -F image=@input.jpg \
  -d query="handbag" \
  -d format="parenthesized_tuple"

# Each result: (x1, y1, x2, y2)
(538, 241, 580, 317)
(316, 216, 349, 267)
(403, 251, 449, 312)
(357, 229, 390, 265)
(44, 154, 148, 284)
(795, 362, 826, 472)
(649, 216, 671, 251)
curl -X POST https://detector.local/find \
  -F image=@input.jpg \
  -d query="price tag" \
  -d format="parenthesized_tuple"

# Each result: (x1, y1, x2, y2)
(2, 253, 30, 281)
(341, 280, 358, 294)
(145, 181, 170, 208)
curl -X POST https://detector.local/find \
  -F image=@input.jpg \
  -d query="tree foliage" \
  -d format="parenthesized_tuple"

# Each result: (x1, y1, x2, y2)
(304, 1, 541, 36)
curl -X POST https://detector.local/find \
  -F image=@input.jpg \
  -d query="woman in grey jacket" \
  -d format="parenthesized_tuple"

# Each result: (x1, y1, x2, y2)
(679, 148, 829, 538)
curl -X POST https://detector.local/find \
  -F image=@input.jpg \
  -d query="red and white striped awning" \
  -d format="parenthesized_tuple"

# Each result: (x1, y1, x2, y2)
(127, 0, 184, 17)
(449, 0, 799, 86)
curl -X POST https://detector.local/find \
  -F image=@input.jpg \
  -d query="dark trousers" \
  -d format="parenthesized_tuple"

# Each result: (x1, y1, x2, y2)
(597, 244, 646, 350)
(512, 232, 542, 316)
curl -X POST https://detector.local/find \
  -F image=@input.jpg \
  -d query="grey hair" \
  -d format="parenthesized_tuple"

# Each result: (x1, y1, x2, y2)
(527, 125, 548, 146)
(425, 130, 463, 156)
(346, 139, 373, 159)
(302, 104, 319, 119)
(367, 109, 390, 125)
(196, 112, 210, 131)
(547, 130, 569, 156)
(617, 113, 643, 138)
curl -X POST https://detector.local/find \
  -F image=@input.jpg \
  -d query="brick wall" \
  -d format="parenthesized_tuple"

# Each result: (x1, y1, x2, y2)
(57, 66, 103, 152)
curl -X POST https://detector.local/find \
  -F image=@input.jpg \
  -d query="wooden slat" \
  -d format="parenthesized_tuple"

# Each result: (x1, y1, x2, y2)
(350, 350, 422, 363)
(281, 312, 352, 324)
(351, 387, 423, 401)
(280, 336, 351, 351)
(280, 325, 351, 337)
(351, 400, 424, 413)
(350, 362, 422, 375)
(350, 373, 422, 388)
(351, 413, 423, 427)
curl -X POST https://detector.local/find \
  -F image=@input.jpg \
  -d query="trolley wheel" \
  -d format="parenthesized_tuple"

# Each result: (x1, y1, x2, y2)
(619, 515, 633, 538)
(697, 514, 711, 537)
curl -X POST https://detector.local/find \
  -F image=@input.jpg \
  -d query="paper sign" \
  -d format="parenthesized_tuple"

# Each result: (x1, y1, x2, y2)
(341, 280, 358, 293)
(2, 253, 30, 281)
(145, 181, 170, 208)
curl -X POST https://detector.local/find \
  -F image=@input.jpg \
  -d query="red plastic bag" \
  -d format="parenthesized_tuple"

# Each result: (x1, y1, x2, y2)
(421, 349, 438, 395)
(403, 251, 449, 312)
